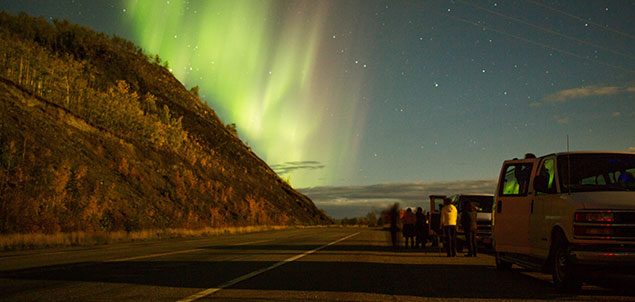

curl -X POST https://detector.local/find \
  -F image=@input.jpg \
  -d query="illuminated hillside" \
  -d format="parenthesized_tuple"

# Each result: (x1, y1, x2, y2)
(0, 12, 331, 234)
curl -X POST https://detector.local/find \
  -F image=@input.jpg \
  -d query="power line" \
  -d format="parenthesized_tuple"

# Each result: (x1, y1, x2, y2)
(526, 0, 635, 41)
(437, 11, 635, 74)
(457, 0, 635, 61)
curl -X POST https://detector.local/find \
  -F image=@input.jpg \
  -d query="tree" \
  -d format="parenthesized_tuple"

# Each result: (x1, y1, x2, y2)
(227, 123, 238, 136)
(190, 85, 199, 96)
(366, 210, 377, 227)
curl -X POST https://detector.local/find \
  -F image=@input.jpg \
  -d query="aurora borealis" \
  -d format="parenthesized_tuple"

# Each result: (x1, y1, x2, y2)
(124, 0, 370, 188)
(2, 0, 635, 217)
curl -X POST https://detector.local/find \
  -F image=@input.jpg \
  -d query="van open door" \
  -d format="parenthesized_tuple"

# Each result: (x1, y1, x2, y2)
(493, 158, 538, 254)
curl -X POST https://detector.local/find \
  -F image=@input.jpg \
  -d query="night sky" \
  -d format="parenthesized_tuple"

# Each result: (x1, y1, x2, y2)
(2, 0, 634, 217)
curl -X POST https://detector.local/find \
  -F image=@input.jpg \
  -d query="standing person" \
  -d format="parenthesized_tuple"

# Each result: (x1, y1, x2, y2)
(402, 208, 416, 248)
(441, 198, 458, 257)
(389, 203, 401, 249)
(415, 207, 427, 248)
(461, 201, 478, 257)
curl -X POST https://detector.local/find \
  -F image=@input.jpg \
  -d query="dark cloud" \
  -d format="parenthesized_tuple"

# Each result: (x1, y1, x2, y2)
(299, 179, 497, 218)
(270, 161, 325, 175)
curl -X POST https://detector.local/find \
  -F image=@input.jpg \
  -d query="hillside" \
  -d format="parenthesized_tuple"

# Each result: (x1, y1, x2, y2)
(0, 12, 331, 234)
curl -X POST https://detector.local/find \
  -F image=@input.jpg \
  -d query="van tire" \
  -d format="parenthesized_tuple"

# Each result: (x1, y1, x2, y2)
(551, 233, 582, 292)
(495, 252, 512, 270)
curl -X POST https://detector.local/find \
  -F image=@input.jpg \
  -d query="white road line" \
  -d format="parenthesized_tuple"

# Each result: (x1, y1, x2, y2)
(230, 239, 272, 246)
(108, 239, 271, 262)
(176, 232, 360, 302)
(108, 249, 204, 262)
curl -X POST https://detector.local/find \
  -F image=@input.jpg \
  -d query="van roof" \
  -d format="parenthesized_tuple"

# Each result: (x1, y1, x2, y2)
(450, 193, 494, 197)
(533, 150, 635, 159)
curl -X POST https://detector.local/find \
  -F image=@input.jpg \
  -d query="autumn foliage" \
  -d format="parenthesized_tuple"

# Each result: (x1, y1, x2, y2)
(0, 12, 331, 235)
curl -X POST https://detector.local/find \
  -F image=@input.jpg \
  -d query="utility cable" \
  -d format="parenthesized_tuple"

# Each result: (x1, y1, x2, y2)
(457, 0, 635, 61)
(526, 0, 635, 41)
(438, 11, 635, 74)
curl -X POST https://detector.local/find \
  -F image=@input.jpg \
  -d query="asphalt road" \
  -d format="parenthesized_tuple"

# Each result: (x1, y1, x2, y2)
(1, 227, 634, 301)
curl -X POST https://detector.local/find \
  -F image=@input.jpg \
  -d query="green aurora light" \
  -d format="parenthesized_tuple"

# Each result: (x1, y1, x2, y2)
(125, 0, 370, 187)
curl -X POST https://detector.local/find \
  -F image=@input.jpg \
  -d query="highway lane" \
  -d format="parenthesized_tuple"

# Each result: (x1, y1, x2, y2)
(0, 228, 343, 301)
(1, 227, 634, 301)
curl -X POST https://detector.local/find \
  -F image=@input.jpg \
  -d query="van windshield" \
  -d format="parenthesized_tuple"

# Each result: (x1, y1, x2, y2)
(558, 153, 635, 192)
(458, 196, 494, 212)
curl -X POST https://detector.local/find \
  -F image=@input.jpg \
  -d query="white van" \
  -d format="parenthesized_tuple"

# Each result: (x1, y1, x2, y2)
(493, 151, 635, 291)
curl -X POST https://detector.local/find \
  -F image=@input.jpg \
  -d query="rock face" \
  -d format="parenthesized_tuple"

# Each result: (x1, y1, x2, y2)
(0, 12, 331, 234)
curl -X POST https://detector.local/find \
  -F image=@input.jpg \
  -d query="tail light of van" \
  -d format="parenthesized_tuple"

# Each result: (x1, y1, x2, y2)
(574, 211, 615, 239)
(573, 225, 614, 237)
(574, 211, 614, 223)
(574, 210, 635, 240)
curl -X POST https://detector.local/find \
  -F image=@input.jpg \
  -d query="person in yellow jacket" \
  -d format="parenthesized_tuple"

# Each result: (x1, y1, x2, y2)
(441, 198, 458, 257)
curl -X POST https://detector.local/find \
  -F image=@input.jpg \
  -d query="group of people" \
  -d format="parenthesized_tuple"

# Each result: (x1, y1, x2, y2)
(401, 207, 428, 249)
(388, 198, 479, 257)
(388, 204, 428, 249)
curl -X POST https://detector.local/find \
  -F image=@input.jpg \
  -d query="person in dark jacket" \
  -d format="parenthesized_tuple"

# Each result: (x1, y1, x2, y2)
(389, 203, 401, 249)
(402, 208, 416, 248)
(414, 207, 427, 248)
(461, 201, 478, 257)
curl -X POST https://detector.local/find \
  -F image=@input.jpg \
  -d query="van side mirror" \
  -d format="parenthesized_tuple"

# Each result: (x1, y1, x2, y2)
(534, 174, 548, 193)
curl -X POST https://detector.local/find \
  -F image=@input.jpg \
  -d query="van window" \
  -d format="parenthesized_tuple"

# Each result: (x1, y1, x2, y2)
(581, 175, 606, 185)
(500, 163, 533, 196)
(457, 195, 494, 212)
(540, 158, 557, 193)
(558, 153, 635, 192)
